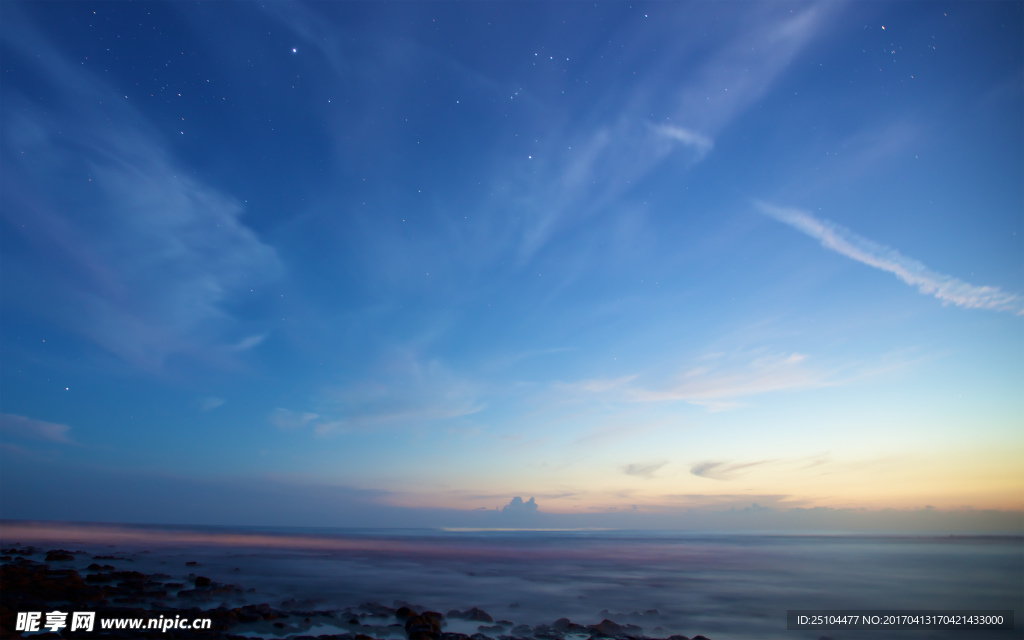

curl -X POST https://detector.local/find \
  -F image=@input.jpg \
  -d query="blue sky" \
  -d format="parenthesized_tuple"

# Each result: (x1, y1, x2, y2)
(1, 1, 1021, 530)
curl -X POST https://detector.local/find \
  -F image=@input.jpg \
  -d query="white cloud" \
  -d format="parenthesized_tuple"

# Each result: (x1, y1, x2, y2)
(501, 496, 539, 514)
(623, 460, 668, 479)
(278, 350, 485, 436)
(200, 397, 226, 412)
(691, 460, 771, 481)
(654, 124, 713, 157)
(229, 334, 269, 351)
(554, 351, 831, 412)
(270, 408, 320, 430)
(0, 414, 73, 444)
(0, 16, 282, 369)
(757, 202, 1024, 315)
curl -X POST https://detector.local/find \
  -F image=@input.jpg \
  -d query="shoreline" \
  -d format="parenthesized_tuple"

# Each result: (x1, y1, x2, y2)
(0, 546, 712, 640)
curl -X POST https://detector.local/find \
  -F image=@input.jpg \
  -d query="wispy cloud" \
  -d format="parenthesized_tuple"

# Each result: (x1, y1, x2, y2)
(691, 460, 772, 481)
(562, 351, 826, 411)
(757, 202, 1024, 315)
(0, 414, 73, 444)
(0, 12, 282, 369)
(623, 460, 669, 479)
(277, 350, 484, 436)
(654, 124, 713, 158)
(228, 334, 269, 352)
(200, 397, 226, 412)
(270, 409, 320, 431)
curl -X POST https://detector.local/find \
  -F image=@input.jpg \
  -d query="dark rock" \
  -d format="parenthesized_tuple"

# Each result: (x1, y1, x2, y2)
(354, 636, 376, 640)
(2, 546, 37, 556)
(0, 562, 105, 606)
(511, 625, 533, 636)
(195, 576, 212, 587)
(44, 549, 76, 562)
(462, 608, 493, 623)
(667, 636, 691, 640)
(87, 563, 116, 571)
(531, 624, 562, 639)
(187, 561, 199, 566)
(690, 636, 711, 640)
(440, 634, 470, 640)
(406, 611, 444, 640)
(360, 602, 396, 617)
(552, 619, 589, 635)
(396, 607, 417, 621)
(587, 620, 643, 638)
(470, 634, 493, 640)
(478, 626, 505, 633)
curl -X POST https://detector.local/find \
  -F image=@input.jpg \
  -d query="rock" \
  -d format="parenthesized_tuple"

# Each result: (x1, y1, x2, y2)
(396, 606, 417, 621)
(360, 602, 397, 617)
(667, 636, 690, 640)
(552, 619, 589, 635)
(470, 634, 492, 640)
(587, 620, 642, 638)
(87, 563, 115, 571)
(405, 611, 444, 640)
(531, 625, 562, 639)
(44, 549, 76, 562)
(511, 625, 532, 636)
(187, 561, 199, 566)
(439, 634, 470, 640)
(477, 626, 505, 634)
(462, 608, 493, 623)
(195, 576, 212, 587)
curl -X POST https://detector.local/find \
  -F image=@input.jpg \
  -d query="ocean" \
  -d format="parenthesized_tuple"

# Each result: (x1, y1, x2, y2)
(1, 522, 1021, 640)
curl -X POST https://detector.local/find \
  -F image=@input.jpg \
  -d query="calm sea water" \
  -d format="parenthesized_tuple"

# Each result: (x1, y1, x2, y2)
(3, 524, 1021, 640)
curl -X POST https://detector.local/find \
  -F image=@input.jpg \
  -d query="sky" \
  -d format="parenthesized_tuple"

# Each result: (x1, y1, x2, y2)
(1, 1, 1021, 531)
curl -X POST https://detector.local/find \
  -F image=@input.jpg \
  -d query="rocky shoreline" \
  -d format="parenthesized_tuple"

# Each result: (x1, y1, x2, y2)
(0, 547, 711, 640)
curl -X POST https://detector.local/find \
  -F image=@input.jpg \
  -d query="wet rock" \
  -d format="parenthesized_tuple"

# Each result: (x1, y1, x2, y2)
(587, 620, 642, 639)
(396, 607, 417, 621)
(552, 619, 589, 635)
(406, 611, 444, 640)
(531, 624, 562, 639)
(87, 563, 116, 571)
(44, 549, 76, 562)
(0, 562, 105, 607)
(440, 633, 470, 640)
(666, 636, 691, 640)
(2, 546, 38, 556)
(470, 634, 493, 640)
(196, 576, 212, 587)
(187, 561, 200, 566)
(360, 602, 397, 617)
(462, 608, 493, 623)
(478, 625, 505, 634)
(511, 625, 533, 636)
